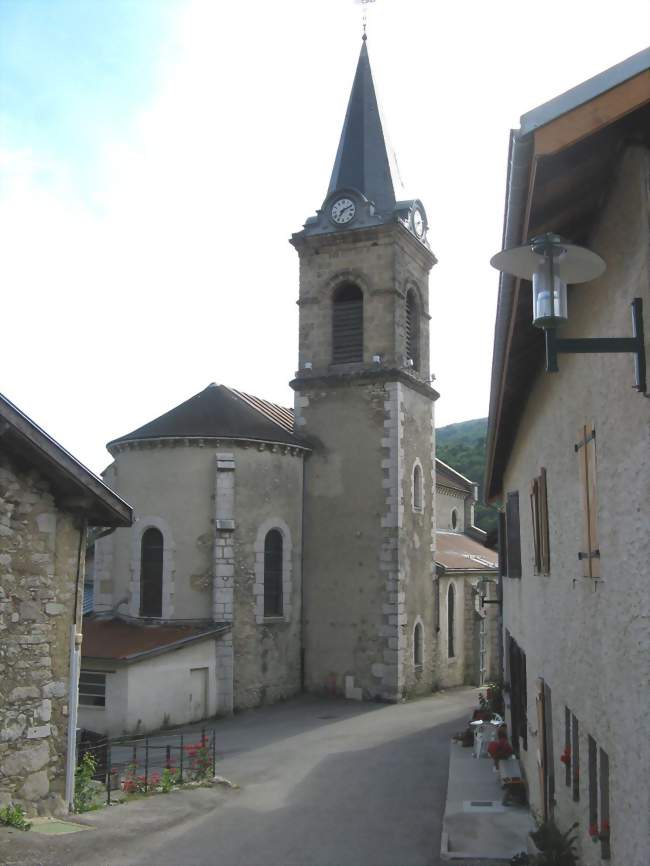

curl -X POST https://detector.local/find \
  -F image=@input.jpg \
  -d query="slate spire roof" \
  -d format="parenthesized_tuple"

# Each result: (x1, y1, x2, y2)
(327, 38, 396, 214)
(107, 384, 306, 452)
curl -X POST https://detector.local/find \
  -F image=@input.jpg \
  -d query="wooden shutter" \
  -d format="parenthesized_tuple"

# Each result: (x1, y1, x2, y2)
(530, 469, 550, 575)
(576, 424, 600, 577)
(572, 713, 580, 801)
(498, 511, 507, 578)
(506, 491, 522, 578)
(539, 468, 550, 574)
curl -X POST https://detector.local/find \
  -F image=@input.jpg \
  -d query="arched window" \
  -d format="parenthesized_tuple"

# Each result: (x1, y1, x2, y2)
(447, 584, 455, 658)
(413, 463, 423, 511)
(264, 529, 283, 617)
(140, 528, 163, 617)
(406, 289, 419, 371)
(414, 622, 423, 668)
(451, 508, 458, 530)
(332, 283, 363, 364)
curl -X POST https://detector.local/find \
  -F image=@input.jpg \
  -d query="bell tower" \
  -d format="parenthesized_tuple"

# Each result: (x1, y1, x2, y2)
(291, 38, 438, 701)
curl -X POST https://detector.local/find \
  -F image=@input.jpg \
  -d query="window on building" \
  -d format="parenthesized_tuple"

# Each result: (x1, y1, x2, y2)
(140, 527, 163, 617)
(79, 671, 106, 707)
(264, 529, 283, 617)
(564, 707, 572, 789)
(434, 578, 440, 632)
(576, 424, 600, 578)
(451, 508, 458, 530)
(572, 713, 580, 801)
(413, 463, 423, 511)
(588, 735, 598, 840)
(413, 622, 423, 668)
(332, 282, 363, 364)
(405, 289, 419, 370)
(447, 584, 455, 658)
(599, 747, 611, 860)
(530, 467, 550, 574)
(508, 635, 527, 752)
(505, 491, 522, 578)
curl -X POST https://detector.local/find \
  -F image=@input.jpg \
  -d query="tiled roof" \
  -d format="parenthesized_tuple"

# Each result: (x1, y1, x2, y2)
(107, 384, 306, 452)
(81, 617, 230, 662)
(435, 531, 498, 573)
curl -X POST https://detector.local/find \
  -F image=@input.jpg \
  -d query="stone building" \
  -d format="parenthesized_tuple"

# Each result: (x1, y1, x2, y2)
(485, 49, 650, 866)
(434, 460, 499, 689)
(81, 38, 497, 735)
(0, 393, 131, 814)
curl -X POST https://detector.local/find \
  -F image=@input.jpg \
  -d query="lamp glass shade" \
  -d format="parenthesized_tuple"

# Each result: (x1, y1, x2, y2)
(532, 251, 568, 329)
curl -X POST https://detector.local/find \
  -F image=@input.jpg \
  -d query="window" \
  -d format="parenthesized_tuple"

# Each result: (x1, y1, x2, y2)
(434, 578, 440, 632)
(563, 707, 572, 789)
(530, 468, 550, 574)
(451, 508, 458, 530)
(140, 528, 163, 617)
(79, 671, 106, 707)
(508, 635, 527, 752)
(505, 491, 522, 577)
(263, 529, 283, 617)
(576, 424, 600, 577)
(588, 735, 598, 838)
(413, 622, 423, 668)
(599, 748, 611, 859)
(405, 289, 419, 370)
(413, 463, 423, 511)
(572, 713, 580, 801)
(332, 283, 363, 364)
(586, 734, 612, 859)
(447, 584, 455, 658)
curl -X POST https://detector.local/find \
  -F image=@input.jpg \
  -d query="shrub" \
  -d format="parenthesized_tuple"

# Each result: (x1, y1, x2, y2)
(0, 803, 31, 831)
(185, 736, 212, 780)
(74, 752, 99, 813)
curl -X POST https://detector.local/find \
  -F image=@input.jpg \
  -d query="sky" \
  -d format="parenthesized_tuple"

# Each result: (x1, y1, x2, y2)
(1, 0, 648, 474)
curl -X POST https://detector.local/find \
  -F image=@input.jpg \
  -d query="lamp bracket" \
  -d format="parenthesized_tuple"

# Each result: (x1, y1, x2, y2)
(544, 298, 647, 394)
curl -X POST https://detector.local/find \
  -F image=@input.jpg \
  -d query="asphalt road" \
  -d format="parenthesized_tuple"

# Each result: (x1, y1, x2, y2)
(1, 687, 477, 866)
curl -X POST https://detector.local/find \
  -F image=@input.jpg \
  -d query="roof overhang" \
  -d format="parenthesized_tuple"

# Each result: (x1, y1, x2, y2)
(0, 393, 132, 527)
(485, 49, 650, 501)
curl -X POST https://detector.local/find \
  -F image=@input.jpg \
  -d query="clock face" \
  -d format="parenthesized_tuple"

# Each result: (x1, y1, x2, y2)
(412, 208, 425, 238)
(331, 197, 356, 225)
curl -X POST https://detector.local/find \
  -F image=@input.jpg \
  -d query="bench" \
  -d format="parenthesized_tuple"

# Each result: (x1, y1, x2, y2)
(498, 757, 527, 806)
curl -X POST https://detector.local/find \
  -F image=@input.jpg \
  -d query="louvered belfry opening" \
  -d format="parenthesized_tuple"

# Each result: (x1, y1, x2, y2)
(406, 289, 419, 370)
(140, 527, 163, 617)
(332, 282, 363, 364)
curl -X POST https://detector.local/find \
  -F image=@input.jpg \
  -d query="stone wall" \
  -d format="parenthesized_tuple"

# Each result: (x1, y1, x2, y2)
(0, 453, 82, 815)
(500, 146, 650, 866)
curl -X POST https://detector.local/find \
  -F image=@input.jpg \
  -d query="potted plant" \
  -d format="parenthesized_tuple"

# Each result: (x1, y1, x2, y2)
(526, 818, 579, 866)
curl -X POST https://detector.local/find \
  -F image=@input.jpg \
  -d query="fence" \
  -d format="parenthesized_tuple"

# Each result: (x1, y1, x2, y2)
(76, 726, 217, 805)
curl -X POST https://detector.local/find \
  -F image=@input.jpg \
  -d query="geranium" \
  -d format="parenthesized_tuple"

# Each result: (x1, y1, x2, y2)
(560, 746, 571, 765)
(589, 823, 599, 841)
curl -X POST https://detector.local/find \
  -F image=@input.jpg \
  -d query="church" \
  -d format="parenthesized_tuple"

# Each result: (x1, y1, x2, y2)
(79, 39, 498, 736)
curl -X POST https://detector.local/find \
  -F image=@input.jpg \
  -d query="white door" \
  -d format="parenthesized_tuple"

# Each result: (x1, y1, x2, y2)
(189, 667, 208, 722)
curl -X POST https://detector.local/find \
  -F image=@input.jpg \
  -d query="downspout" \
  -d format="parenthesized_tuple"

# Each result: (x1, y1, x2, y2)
(65, 517, 87, 812)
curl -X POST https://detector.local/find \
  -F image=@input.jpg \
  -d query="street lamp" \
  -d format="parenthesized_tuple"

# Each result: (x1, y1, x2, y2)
(490, 233, 646, 394)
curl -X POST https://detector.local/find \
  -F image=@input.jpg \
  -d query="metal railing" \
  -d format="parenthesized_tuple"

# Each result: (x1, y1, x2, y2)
(76, 726, 217, 806)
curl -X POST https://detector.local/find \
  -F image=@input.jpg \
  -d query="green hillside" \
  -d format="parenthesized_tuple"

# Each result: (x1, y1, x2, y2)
(436, 417, 497, 535)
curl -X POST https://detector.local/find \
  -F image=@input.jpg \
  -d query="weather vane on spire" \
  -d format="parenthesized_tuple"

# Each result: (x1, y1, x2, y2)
(355, 0, 376, 40)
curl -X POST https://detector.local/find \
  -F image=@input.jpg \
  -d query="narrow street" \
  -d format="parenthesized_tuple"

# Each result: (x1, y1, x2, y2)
(1, 688, 476, 866)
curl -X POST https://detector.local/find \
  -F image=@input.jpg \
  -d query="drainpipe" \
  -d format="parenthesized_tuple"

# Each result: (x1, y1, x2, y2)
(65, 517, 87, 812)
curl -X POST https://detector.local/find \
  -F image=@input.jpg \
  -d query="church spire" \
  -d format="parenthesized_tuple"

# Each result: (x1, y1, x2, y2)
(327, 39, 396, 215)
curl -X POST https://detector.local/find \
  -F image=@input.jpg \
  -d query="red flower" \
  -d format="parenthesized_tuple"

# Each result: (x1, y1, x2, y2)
(601, 821, 610, 835)
(560, 746, 571, 765)
(589, 823, 599, 839)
